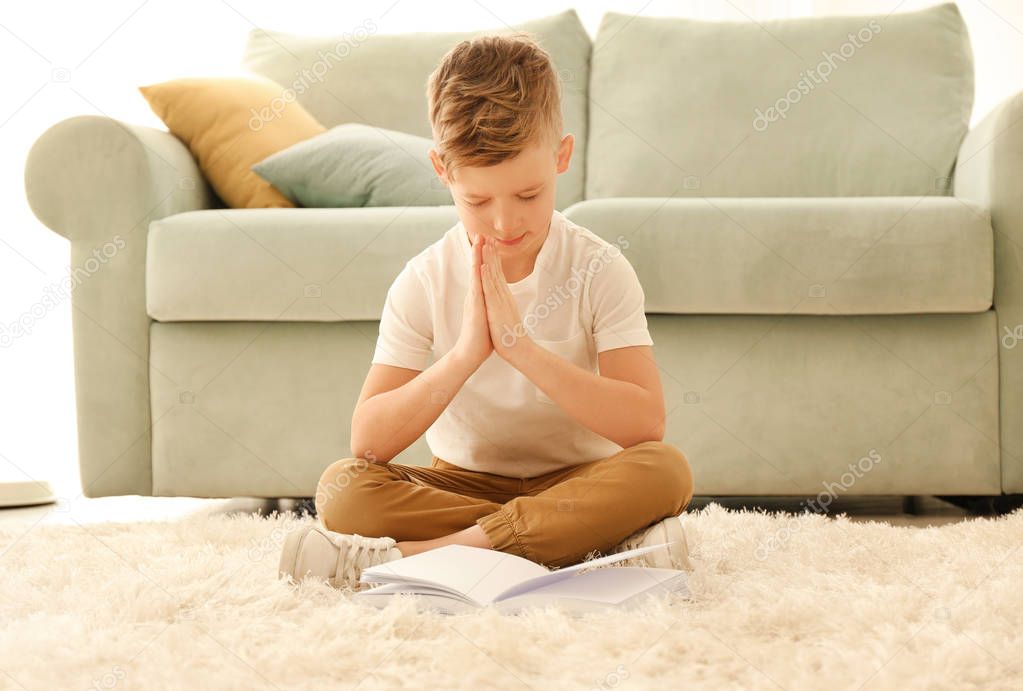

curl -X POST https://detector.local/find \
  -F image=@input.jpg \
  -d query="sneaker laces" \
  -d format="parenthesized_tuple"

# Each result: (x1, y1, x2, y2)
(332, 533, 397, 586)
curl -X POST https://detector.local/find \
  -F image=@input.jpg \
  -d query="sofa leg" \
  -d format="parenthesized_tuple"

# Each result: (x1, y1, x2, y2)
(277, 497, 317, 518)
(253, 498, 281, 516)
(936, 495, 1023, 516)
(901, 496, 918, 515)
(294, 498, 317, 517)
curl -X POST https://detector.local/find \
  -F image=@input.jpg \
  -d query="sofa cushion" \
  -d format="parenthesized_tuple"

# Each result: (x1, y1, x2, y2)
(147, 207, 459, 322)
(146, 197, 991, 322)
(241, 9, 590, 211)
(587, 3, 973, 198)
(252, 123, 453, 207)
(148, 312, 1000, 496)
(138, 77, 326, 208)
(563, 197, 992, 315)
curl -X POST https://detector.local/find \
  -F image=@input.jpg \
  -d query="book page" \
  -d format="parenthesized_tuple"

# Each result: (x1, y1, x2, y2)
(494, 541, 677, 602)
(360, 582, 476, 602)
(508, 567, 686, 605)
(356, 569, 689, 616)
(360, 544, 549, 605)
(354, 585, 477, 615)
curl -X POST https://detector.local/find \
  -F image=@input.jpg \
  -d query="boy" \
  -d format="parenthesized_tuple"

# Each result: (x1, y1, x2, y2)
(279, 33, 694, 589)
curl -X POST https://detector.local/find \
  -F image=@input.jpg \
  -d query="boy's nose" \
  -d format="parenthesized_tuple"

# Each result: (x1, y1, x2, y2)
(494, 216, 518, 236)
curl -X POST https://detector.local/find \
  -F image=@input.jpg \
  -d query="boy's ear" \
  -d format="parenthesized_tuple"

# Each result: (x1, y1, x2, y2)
(428, 148, 449, 185)
(556, 134, 574, 175)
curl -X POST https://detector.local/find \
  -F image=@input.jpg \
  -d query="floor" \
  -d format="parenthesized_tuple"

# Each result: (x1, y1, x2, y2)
(0, 493, 975, 527)
(3, 494, 1018, 688)
(6, 495, 1014, 687)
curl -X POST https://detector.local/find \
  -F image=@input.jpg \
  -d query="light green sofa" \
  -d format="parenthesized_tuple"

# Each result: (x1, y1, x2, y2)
(23, 5, 1023, 511)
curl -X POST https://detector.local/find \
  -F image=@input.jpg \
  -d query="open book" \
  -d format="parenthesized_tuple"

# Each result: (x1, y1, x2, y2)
(353, 542, 690, 615)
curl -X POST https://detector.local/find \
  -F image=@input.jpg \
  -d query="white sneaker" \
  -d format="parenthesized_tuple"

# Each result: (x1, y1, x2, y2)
(611, 515, 693, 571)
(278, 524, 403, 589)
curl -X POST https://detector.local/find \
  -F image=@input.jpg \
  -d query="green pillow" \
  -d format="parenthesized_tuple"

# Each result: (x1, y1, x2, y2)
(251, 123, 452, 207)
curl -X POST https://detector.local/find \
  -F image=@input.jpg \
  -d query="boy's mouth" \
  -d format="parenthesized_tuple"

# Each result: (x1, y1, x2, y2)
(496, 232, 526, 246)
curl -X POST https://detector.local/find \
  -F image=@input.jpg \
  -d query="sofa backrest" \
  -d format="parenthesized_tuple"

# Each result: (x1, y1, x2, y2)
(242, 10, 591, 211)
(586, 2, 974, 199)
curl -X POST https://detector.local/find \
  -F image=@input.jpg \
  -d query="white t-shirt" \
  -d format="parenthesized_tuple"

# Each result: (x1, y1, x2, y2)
(371, 208, 654, 478)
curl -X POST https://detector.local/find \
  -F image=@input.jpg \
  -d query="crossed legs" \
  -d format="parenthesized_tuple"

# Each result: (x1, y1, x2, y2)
(315, 440, 694, 569)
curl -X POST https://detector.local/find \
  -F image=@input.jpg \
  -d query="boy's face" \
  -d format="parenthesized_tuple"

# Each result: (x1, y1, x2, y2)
(429, 134, 574, 258)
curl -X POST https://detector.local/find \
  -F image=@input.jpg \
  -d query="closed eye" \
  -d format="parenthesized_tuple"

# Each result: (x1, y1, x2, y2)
(465, 193, 540, 208)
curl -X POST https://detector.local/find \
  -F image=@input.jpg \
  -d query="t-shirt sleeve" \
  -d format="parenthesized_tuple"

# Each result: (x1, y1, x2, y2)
(589, 250, 654, 353)
(371, 262, 434, 370)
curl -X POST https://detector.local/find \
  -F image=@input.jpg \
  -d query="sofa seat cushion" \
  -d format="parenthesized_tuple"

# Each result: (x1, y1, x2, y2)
(147, 312, 1000, 496)
(564, 197, 992, 315)
(147, 197, 992, 322)
(147, 207, 459, 322)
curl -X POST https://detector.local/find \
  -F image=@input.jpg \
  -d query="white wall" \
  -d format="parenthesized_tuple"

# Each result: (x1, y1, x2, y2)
(1, 0, 1020, 495)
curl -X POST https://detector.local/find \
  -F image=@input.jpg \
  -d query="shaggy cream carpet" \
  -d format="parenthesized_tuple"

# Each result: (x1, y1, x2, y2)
(1, 504, 1021, 690)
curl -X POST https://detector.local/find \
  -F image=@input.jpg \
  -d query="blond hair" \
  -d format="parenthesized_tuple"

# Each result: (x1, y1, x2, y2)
(426, 32, 563, 180)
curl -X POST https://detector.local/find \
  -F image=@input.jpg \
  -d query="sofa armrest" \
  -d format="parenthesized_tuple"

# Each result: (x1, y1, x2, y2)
(26, 115, 215, 240)
(24, 116, 216, 497)
(954, 92, 1023, 493)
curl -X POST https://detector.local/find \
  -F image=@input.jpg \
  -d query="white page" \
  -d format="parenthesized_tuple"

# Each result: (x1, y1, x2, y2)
(357, 569, 689, 616)
(361, 541, 680, 605)
(356, 582, 475, 603)
(493, 541, 677, 602)
(354, 584, 476, 615)
(507, 567, 685, 605)
(360, 544, 548, 605)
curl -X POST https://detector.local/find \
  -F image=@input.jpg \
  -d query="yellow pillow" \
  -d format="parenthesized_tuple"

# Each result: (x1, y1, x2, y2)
(139, 77, 325, 208)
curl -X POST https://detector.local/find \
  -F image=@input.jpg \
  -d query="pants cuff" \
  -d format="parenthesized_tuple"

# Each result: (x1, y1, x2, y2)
(477, 507, 531, 561)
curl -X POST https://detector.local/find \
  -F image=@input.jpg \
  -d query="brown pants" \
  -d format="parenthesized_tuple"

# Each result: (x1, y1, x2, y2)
(314, 440, 695, 568)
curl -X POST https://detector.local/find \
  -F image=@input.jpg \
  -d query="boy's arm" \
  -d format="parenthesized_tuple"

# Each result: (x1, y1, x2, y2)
(505, 341, 666, 447)
(350, 351, 480, 463)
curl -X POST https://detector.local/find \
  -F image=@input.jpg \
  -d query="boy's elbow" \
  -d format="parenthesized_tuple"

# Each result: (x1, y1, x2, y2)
(650, 423, 666, 442)
(349, 438, 392, 464)
(648, 399, 667, 441)
(350, 410, 396, 464)
(617, 422, 664, 448)
(349, 412, 373, 461)
(634, 424, 665, 445)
